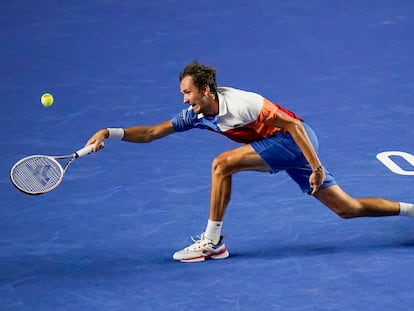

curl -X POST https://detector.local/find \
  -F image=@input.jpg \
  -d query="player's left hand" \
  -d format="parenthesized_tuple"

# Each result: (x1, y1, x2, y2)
(309, 168, 325, 195)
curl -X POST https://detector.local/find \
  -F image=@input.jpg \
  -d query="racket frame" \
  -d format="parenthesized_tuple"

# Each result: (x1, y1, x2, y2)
(10, 145, 95, 195)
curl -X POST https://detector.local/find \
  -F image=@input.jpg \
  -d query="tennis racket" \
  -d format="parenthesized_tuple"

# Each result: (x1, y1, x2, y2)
(10, 144, 100, 195)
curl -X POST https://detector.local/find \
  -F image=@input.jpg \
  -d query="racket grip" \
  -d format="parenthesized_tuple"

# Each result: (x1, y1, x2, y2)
(75, 145, 94, 158)
(75, 142, 104, 158)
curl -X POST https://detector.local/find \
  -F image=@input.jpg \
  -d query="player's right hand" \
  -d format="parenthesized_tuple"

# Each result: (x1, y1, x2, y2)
(85, 129, 108, 152)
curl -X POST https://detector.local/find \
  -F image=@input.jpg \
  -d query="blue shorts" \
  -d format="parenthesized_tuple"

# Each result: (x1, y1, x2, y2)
(250, 122, 336, 193)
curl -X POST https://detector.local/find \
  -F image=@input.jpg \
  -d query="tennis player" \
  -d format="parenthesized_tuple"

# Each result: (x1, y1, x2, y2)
(86, 61, 414, 263)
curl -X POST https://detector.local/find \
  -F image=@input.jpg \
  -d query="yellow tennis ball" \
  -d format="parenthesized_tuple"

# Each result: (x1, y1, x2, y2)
(41, 93, 54, 107)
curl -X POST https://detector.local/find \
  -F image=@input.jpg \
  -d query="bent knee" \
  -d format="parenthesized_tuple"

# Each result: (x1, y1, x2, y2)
(212, 153, 233, 176)
(315, 187, 369, 219)
(336, 211, 357, 219)
(332, 201, 366, 219)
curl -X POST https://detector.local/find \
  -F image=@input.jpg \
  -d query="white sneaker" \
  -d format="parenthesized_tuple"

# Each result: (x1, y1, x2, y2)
(173, 233, 229, 263)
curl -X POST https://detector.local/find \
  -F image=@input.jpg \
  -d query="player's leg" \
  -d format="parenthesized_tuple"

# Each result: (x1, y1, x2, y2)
(209, 144, 271, 221)
(278, 122, 411, 218)
(313, 184, 401, 218)
(173, 144, 270, 262)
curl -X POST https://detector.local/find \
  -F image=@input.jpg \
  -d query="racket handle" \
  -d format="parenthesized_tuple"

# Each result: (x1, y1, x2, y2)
(75, 142, 104, 158)
(75, 145, 94, 158)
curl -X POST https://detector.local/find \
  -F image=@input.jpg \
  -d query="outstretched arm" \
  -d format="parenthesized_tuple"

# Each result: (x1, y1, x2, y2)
(86, 120, 175, 151)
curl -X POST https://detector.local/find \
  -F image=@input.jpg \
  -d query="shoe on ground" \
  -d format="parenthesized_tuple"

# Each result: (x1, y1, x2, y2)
(173, 233, 229, 263)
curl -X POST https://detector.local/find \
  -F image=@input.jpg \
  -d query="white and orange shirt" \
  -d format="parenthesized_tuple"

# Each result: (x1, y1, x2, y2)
(171, 87, 302, 143)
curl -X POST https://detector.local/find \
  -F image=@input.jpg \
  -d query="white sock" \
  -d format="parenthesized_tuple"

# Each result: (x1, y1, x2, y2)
(399, 202, 414, 217)
(204, 220, 223, 244)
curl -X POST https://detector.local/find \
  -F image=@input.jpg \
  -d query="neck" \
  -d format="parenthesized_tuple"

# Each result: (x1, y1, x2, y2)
(204, 96, 219, 116)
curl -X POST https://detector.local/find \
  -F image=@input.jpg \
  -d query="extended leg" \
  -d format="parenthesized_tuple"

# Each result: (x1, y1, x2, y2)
(314, 185, 400, 218)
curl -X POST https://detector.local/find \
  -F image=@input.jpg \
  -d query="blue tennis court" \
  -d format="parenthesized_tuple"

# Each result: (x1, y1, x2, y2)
(1, 1, 414, 310)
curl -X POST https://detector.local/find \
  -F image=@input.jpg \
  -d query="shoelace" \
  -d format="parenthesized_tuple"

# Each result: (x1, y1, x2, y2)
(186, 234, 213, 251)
(190, 234, 203, 243)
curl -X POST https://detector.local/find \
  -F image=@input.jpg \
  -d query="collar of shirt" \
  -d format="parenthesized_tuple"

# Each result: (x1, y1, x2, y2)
(217, 90, 228, 117)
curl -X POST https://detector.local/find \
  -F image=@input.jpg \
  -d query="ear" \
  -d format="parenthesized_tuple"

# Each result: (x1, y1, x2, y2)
(203, 85, 211, 96)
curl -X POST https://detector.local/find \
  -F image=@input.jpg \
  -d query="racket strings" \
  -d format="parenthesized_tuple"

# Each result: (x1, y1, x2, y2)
(11, 157, 63, 194)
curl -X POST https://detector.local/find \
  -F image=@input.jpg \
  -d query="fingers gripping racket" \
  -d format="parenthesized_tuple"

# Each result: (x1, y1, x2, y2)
(10, 145, 100, 195)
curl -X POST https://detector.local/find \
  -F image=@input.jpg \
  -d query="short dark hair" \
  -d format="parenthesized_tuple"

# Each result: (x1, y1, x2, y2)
(179, 61, 218, 98)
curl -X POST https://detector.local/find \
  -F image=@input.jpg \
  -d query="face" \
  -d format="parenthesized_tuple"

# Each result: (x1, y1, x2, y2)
(180, 76, 217, 115)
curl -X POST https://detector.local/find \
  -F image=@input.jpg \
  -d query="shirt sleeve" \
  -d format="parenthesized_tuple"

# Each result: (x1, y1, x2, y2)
(170, 108, 197, 132)
(255, 98, 279, 124)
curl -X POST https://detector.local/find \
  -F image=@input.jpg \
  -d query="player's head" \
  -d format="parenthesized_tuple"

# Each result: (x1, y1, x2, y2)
(179, 61, 218, 99)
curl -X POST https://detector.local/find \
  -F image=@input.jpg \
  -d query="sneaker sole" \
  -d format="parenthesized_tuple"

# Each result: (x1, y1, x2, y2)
(178, 250, 230, 263)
